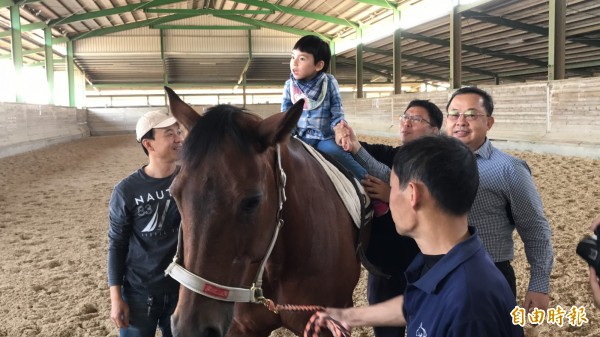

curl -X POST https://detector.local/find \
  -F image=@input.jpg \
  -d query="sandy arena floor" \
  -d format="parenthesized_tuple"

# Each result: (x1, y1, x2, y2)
(1, 134, 599, 337)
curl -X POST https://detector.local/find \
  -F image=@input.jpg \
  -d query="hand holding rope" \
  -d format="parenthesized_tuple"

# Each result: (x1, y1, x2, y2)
(259, 299, 351, 337)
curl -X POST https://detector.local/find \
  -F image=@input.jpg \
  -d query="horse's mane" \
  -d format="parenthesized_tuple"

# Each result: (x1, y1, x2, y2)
(181, 104, 261, 169)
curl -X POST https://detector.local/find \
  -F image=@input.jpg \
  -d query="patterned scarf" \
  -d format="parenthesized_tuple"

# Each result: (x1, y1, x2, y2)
(290, 72, 328, 110)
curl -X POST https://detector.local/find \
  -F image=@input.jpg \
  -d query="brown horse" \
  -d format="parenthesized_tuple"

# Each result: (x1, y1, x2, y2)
(165, 87, 361, 337)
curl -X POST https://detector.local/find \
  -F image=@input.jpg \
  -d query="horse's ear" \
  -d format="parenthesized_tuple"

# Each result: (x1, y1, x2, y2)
(165, 86, 201, 132)
(256, 99, 304, 151)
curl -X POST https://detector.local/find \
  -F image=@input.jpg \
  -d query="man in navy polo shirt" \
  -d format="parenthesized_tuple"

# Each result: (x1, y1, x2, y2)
(319, 136, 523, 337)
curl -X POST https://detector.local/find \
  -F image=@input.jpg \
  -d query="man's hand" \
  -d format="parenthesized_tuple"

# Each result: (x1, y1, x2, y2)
(523, 291, 549, 312)
(334, 121, 360, 154)
(334, 121, 349, 148)
(315, 308, 352, 332)
(110, 286, 129, 329)
(362, 175, 391, 203)
(110, 297, 129, 328)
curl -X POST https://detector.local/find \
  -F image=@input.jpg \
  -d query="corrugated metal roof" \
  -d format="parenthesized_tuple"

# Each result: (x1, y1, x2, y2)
(0, 0, 599, 90)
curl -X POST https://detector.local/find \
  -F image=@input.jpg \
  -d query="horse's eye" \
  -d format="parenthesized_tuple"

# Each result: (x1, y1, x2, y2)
(240, 195, 262, 214)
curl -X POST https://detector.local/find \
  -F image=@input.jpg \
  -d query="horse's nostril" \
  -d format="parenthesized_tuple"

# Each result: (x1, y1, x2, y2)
(202, 327, 221, 337)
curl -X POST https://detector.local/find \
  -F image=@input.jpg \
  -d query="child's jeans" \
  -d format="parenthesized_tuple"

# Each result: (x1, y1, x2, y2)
(300, 137, 367, 179)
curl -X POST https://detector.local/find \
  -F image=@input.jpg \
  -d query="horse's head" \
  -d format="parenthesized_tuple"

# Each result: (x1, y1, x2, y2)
(165, 87, 303, 337)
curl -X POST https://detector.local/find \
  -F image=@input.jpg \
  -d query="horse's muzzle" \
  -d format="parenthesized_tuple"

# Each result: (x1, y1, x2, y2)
(171, 300, 234, 337)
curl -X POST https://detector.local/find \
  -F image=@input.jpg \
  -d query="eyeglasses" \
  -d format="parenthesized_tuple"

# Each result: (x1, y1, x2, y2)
(400, 114, 433, 126)
(446, 109, 487, 121)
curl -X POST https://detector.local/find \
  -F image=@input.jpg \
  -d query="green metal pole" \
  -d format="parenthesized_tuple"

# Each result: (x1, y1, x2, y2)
(548, 0, 566, 80)
(243, 30, 252, 107)
(356, 28, 363, 99)
(449, 4, 462, 89)
(160, 29, 168, 86)
(160, 29, 168, 106)
(44, 27, 55, 104)
(67, 41, 75, 107)
(10, 4, 23, 102)
(330, 40, 336, 76)
(393, 8, 401, 94)
(242, 74, 247, 107)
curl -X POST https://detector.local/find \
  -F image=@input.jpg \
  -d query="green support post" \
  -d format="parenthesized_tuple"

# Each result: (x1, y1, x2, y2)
(356, 28, 363, 99)
(548, 0, 566, 80)
(67, 41, 75, 107)
(10, 5, 23, 102)
(160, 29, 169, 106)
(330, 40, 336, 76)
(393, 9, 402, 95)
(44, 27, 55, 104)
(450, 4, 462, 89)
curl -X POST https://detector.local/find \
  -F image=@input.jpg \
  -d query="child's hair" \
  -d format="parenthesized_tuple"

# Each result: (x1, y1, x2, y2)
(293, 35, 331, 73)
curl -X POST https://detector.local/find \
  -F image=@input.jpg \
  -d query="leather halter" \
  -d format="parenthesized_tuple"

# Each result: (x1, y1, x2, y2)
(165, 144, 286, 305)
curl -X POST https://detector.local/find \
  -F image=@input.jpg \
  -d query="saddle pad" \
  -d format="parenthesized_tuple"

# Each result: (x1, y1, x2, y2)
(296, 138, 372, 229)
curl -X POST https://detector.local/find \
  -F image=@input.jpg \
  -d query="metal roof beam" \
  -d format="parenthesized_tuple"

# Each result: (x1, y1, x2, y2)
(26, 58, 65, 67)
(22, 47, 44, 55)
(150, 24, 259, 30)
(144, 8, 274, 15)
(0, 0, 39, 6)
(335, 57, 392, 81)
(353, 0, 397, 10)
(455, 0, 497, 13)
(229, 0, 359, 29)
(463, 61, 599, 80)
(86, 82, 285, 89)
(462, 10, 547, 35)
(568, 24, 600, 37)
(215, 14, 331, 42)
(363, 46, 497, 78)
(401, 31, 548, 68)
(0, 21, 47, 37)
(463, 10, 600, 48)
(48, 0, 187, 27)
(337, 56, 448, 82)
(53, 37, 69, 44)
(70, 14, 198, 40)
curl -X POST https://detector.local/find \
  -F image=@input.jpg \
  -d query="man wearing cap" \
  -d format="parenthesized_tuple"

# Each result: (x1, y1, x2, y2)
(108, 110, 183, 337)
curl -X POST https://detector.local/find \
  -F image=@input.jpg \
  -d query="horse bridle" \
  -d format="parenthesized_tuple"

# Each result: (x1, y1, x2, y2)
(165, 144, 286, 306)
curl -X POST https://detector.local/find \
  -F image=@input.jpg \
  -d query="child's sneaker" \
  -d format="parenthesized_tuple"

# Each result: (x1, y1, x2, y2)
(372, 199, 389, 217)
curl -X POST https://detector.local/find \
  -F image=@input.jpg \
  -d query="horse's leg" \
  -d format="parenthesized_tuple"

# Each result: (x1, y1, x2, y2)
(226, 304, 282, 337)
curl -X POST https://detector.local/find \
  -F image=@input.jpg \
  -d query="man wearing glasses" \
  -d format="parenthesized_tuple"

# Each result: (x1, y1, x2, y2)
(446, 86, 554, 313)
(334, 99, 443, 337)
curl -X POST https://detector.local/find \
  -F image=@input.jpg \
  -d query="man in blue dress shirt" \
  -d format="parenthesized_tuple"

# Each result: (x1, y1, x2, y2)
(445, 87, 553, 312)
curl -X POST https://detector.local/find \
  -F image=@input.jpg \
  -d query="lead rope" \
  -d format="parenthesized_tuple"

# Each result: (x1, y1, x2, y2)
(261, 300, 350, 337)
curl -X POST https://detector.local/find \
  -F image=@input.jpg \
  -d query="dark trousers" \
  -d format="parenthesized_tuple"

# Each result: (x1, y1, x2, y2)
(495, 260, 517, 297)
(367, 272, 406, 337)
(121, 286, 178, 337)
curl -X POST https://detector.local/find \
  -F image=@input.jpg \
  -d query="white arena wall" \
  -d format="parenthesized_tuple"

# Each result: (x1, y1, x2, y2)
(343, 78, 600, 159)
(85, 104, 281, 137)
(0, 102, 89, 159)
(2, 77, 600, 159)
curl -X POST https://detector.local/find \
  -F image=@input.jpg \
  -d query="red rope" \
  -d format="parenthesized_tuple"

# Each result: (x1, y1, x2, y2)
(263, 301, 351, 337)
